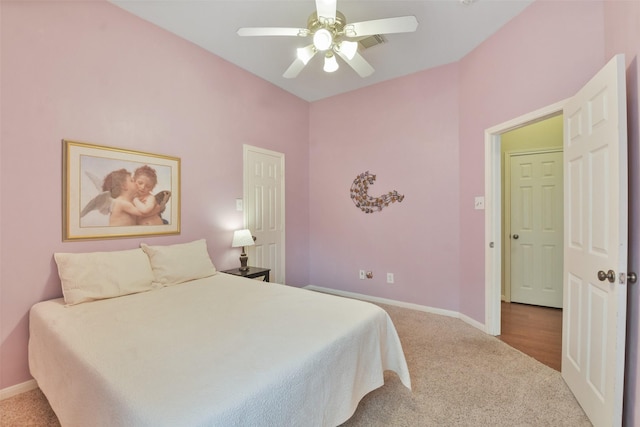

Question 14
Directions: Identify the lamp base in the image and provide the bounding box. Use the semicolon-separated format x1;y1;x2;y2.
239;252;249;271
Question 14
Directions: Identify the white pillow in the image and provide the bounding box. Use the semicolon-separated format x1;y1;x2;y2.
54;248;154;306
140;239;217;287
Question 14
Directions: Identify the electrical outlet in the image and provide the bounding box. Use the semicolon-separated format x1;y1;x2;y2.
387;273;394;284
359;270;365;280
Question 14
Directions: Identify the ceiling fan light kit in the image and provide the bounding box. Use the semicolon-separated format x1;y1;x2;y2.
313;28;333;51
323;52;339;73
237;0;418;79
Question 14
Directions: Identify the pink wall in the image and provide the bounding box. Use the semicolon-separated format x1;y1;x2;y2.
308;64;460;310
0;1;310;389
604;1;640;424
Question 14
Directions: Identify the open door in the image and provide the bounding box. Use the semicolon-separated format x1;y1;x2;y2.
562;54;628;427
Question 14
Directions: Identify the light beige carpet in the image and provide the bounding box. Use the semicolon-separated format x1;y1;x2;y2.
0;303;591;426
340;303;590;426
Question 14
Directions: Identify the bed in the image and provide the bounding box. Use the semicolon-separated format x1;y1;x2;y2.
29;240;411;426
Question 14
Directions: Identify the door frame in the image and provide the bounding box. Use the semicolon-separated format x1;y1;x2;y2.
503;147;563;304
484;99;568;336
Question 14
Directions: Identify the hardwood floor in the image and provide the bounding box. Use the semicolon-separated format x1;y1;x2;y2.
498;301;562;371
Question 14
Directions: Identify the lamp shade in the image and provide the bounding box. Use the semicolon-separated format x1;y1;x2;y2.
323;53;339;73
232;229;255;248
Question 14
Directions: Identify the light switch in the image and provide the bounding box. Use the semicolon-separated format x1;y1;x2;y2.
236;199;243;211
474;196;485;210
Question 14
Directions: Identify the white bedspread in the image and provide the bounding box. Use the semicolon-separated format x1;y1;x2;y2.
29;274;411;427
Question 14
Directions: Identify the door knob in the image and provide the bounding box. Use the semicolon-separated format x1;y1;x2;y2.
628;272;637;284
513;234;519;239
597;270;616;283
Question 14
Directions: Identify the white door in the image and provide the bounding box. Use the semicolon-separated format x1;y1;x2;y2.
510;150;563;308
243;145;286;284
562;54;628;427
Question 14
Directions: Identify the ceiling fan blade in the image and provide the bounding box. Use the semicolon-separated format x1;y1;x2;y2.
296;44;317;65
237;27;309;37
315;0;337;23
336;50;374;78
284;44;316;78
283;57;309;79
344;16;418;37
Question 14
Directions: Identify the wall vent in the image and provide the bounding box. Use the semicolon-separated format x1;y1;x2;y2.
358;34;387;50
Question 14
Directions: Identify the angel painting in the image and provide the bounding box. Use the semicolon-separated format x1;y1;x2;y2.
80;159;172;227
63;140;180;241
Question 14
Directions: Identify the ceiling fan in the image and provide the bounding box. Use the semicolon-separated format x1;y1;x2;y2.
237;0;418;79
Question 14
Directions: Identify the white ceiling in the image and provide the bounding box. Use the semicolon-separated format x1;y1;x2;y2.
109;0;534;102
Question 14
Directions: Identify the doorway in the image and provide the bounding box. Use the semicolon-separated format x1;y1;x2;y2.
502;117;564;308
498;116;564;370
483;99;567;336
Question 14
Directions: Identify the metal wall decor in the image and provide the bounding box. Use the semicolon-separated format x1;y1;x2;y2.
350;171;405;213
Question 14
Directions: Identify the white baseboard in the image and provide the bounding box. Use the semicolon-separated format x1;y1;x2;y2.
305;285;487;333
0;379;37;401
459;312;487;333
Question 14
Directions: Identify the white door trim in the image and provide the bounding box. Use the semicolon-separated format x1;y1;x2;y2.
484;99;568;335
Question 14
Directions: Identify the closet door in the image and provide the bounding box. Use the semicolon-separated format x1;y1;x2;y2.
243;145;285;284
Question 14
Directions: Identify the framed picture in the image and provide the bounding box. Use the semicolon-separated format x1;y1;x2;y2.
63;140;180;241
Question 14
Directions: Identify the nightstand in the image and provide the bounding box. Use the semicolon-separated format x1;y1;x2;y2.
221;266;270;282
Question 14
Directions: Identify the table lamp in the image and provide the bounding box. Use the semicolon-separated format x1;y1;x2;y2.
232;229;255;271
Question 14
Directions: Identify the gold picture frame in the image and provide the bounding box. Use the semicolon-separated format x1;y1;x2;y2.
63;140;180;241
